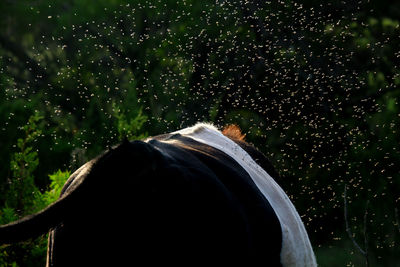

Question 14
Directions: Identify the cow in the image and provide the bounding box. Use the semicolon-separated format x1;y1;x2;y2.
0;123;317;266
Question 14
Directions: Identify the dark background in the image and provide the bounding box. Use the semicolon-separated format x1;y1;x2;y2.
0;0;399;266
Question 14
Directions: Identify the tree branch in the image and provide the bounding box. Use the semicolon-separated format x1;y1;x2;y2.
395;207;400;234
343;184;369;267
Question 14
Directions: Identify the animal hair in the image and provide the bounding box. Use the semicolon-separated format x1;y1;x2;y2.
222;124;246;141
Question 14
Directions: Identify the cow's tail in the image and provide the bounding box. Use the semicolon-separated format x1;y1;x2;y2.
0;151;103;245
0;155;103;244
0;160;95;244
0;200;64;244
0;157;99;244
0;139;155;245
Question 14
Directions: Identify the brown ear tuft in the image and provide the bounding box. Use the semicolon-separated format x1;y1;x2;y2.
222;124;246;141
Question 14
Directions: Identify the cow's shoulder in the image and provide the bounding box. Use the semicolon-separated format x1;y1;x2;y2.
146;130;283;266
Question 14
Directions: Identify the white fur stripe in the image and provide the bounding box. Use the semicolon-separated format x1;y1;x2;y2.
170;123;317;267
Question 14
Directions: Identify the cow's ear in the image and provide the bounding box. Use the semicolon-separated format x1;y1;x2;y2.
222;124;246;141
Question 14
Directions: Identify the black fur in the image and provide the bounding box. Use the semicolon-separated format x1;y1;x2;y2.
1;134;283;266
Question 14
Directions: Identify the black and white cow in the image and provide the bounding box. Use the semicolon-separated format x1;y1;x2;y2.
0;123;316;266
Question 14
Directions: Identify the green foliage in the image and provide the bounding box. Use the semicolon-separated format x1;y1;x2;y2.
0;101;148;265
0;169;70;267
33;170;71;212
43;170;71;204
0;112;47;267
0;250;18;267
112;102;148;140
5;111;43;213
0;207;18;225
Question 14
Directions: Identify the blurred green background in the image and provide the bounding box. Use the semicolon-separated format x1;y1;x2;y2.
0;0;399;266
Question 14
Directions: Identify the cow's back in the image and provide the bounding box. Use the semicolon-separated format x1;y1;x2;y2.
46;138;282;266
